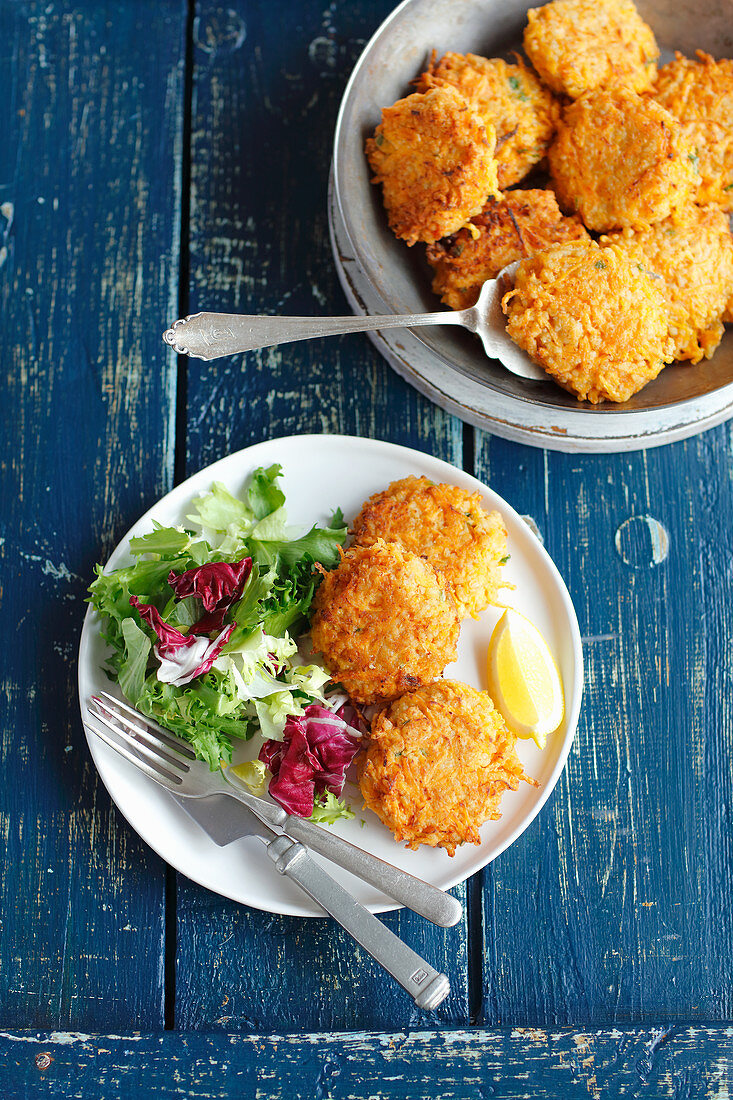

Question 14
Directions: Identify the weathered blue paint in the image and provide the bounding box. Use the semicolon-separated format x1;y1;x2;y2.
1;1027;732;1099
1;0;732;1091
478;438;733;1025
175;0;467;1032
0;0;186;1028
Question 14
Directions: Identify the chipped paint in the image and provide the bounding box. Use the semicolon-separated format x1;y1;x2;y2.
615;515;670;568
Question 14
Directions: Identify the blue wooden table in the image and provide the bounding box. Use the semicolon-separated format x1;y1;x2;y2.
2;1;732;1096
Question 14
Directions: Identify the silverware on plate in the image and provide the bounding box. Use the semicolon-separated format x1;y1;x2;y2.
87;691;460;927
85;692;457;1011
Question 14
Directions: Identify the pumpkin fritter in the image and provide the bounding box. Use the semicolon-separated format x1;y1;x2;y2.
365;85;499;246
602;205;733;364
426;190;589;311
523;0;658;99
310;540;459;706
416;52;559;189
502;239;673;403
652;51;733;212
548;87;699;231
351;476;507;619
359;680;534;855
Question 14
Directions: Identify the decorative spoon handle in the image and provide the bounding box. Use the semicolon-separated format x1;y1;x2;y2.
163;308;465;361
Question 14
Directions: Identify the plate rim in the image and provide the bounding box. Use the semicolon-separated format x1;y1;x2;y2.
78;433;584;917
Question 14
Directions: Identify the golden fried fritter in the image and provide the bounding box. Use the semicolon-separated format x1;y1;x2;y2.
365;85;499;246
310;540;459;706
502;239;673;403
416;52;559;189
523;0;658;99
351;476;507;619
359;680;534;855
548;87;699;231
602;204;733;364
653;51;733;212
426;190;589;310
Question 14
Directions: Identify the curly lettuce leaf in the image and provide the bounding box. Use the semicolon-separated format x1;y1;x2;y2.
88;464;347;771
310;792;356;826
246;463;285;520
129;524;192;558
187;482;255;534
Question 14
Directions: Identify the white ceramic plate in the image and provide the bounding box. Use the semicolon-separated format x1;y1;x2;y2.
78;434;583;917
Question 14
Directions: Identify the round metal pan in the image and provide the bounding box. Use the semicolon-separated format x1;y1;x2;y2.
330;0;733;452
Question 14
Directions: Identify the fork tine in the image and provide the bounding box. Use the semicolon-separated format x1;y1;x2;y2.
92;695;193;771
86;711;184;790
88;699;188;779
97;690;196;759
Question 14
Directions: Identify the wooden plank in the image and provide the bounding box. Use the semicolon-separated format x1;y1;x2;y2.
1;1026;732;1098
0;0;186;1028
474;432;733;1024
183;0;460;462
176;0;469;1030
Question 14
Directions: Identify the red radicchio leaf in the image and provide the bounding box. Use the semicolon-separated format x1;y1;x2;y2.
130;595;196;651
335;701;370;737
266;729;320;818
129;595;234;687
258;704;361;817
167;558;252;633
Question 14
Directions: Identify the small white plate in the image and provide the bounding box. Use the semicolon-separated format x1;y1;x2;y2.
78;434;583;917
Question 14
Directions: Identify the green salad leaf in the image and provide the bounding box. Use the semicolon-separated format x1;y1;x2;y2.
310;791;356;826
88;465;349;789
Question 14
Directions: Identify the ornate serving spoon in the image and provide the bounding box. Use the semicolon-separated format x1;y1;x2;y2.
163;261;546;382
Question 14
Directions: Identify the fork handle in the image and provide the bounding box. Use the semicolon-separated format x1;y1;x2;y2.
278;811;462;928
266;834;450;1012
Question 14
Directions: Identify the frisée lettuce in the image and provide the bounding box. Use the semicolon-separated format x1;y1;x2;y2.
88;465;350;795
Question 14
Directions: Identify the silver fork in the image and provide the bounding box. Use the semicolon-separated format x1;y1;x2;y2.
87;692;460;927
85;693;455;1011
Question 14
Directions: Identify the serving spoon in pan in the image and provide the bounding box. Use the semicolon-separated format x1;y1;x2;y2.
163;261;547;382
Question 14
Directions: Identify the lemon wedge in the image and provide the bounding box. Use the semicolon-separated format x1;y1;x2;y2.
487;608;564;748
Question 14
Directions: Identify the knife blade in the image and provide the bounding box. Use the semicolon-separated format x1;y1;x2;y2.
218;771;463;928
170;788;462;928
171;791;276;846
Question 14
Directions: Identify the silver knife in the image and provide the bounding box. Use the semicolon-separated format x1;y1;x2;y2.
171;793;451;1012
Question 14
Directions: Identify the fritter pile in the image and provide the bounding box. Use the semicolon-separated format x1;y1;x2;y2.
366;0;733;402
426;190;588;310
417;53;559;189
602;205;733;364
548;87;698;232
310;478;532;855
502;239;672;402
310;539;459;706
359;681;534;855
523;0;658;99
653;52;733;211
351;475;508;618
365;85;499;246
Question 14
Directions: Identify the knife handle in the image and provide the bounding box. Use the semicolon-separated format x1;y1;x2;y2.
281;812;462;928
265;834;450;1012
